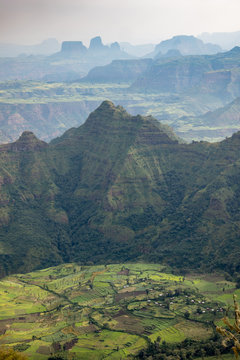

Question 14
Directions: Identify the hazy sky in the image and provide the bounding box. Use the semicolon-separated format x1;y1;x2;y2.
1;0;240;45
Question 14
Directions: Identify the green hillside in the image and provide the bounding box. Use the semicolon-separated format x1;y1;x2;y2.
0;262;236;359
0;101;240;277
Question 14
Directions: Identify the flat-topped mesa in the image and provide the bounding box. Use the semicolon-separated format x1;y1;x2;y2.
54;37;130;61
61;41;87;54
10;131;47;152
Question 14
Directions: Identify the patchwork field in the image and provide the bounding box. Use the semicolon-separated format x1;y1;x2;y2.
0;263;237;359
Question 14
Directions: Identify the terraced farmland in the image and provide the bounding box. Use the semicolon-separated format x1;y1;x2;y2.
0;263;237;359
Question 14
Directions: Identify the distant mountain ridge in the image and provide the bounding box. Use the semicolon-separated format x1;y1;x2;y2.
0;38;60;57
0;36;133;81
146;35;222;58
52;36;131;61
1;47;240;145
0;35;227;83
132;46;240;100
0;101;240;277
81;58;153;83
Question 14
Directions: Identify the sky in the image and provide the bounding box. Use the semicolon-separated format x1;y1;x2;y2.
1;0;240;46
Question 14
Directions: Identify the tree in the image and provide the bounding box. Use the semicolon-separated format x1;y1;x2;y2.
236;277;240;289
200;348;206;360
184;311;190;319
0;346;28;359
216;295;240;358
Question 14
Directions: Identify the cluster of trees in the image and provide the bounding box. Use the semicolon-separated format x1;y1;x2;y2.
136;334;232;360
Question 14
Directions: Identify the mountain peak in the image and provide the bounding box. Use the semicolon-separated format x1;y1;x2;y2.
11;131;47;151
56;101;179;148
89;36;104;50
83;100;128;129
229;46;240;54
98;100;117;110
2;101;240;278
19;130;38;139
154;34;221;56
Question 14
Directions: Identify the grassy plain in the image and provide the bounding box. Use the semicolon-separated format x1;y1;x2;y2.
0;263;237;359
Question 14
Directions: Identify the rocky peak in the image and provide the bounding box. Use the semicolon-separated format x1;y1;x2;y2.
81;101;179;145
89;36;104;50
84;101;123;126
10;131;48;152
97;100;116;111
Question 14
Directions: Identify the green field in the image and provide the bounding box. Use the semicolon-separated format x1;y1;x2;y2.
0;263;237;359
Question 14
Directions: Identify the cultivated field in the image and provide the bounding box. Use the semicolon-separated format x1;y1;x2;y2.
0;263;237;359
